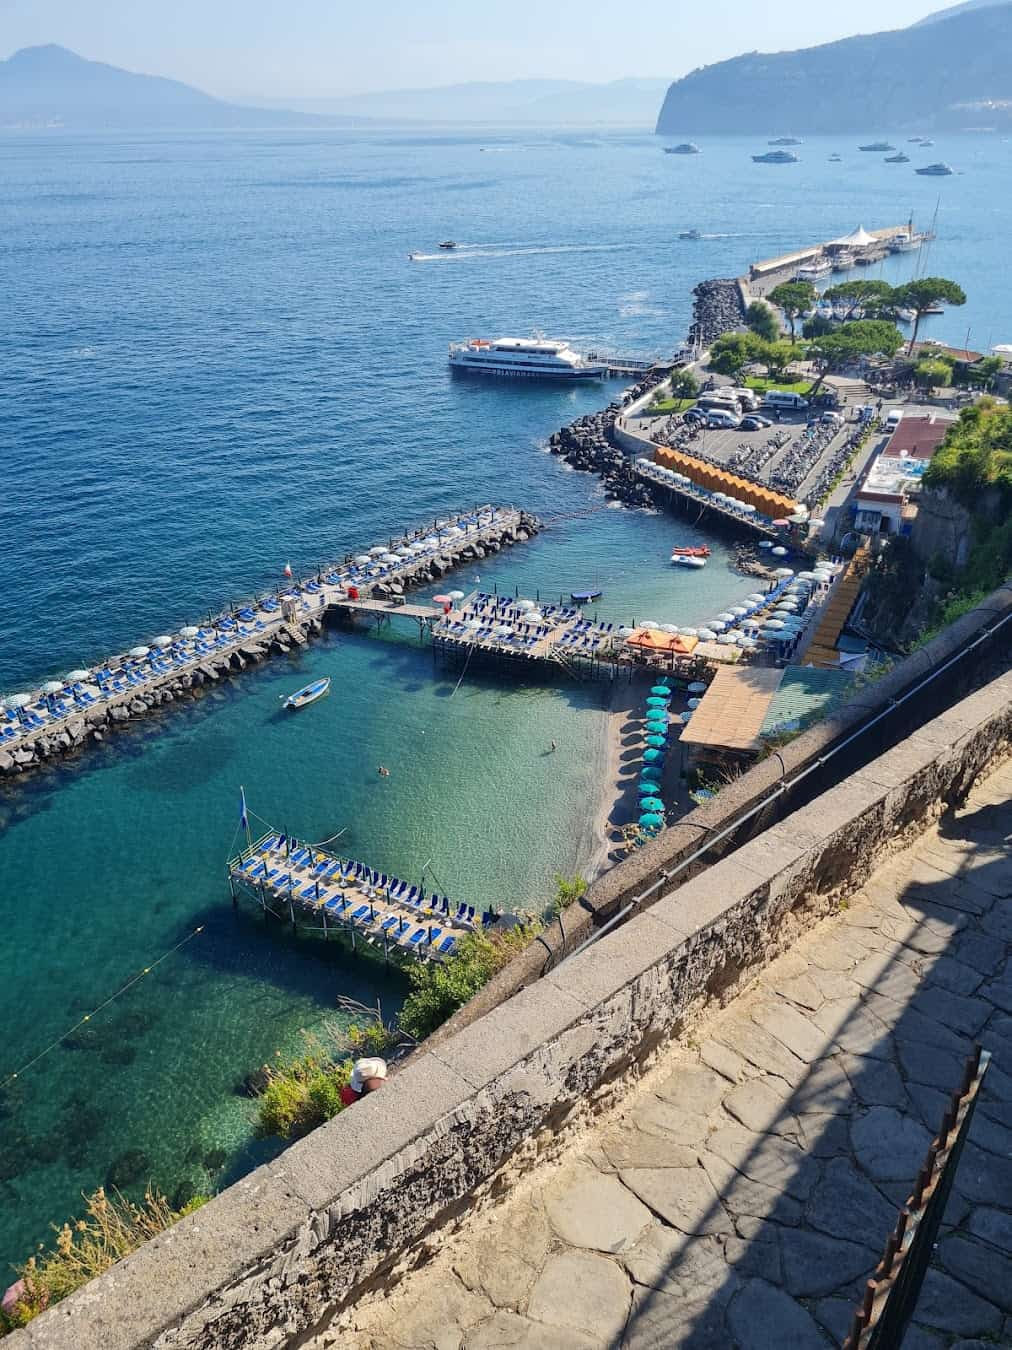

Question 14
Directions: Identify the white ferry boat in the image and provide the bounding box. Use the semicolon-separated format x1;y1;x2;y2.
448;337;607;380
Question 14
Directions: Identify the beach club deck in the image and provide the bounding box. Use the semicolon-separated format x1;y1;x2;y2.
1;506;527;757
227;832;488;962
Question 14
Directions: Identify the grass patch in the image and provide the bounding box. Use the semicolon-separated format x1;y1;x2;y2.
0;1187;209;1334
647;396;695;414
743;377;814;396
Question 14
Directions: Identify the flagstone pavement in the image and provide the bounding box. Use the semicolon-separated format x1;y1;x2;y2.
333;758;1012;1350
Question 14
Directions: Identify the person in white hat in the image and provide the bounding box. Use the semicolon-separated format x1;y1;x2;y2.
340;1057;388;1107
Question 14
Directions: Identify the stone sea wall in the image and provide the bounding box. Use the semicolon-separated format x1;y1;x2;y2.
545;369;669;507
16;668;1012;1350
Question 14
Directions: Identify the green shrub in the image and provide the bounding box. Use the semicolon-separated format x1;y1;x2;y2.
551;874;587;916
0;1187;210;1334
398;924;542;1041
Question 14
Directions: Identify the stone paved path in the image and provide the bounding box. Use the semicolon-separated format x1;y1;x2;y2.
338;760;1012;1350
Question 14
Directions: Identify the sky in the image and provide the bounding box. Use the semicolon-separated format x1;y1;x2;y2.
0;0;950;96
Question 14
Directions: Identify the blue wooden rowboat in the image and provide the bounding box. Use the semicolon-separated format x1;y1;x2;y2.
282;677;331;710
571;589;603;603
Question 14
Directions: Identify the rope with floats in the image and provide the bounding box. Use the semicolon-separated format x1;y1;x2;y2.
1;925;206;1090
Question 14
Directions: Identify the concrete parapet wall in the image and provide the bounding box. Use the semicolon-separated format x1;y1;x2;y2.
17;666;1012;1350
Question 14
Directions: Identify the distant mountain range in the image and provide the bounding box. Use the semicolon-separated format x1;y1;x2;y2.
247;78;671;126
914;0;1009;23
0;47;669;130
0;45;358;129
656;3;1012;134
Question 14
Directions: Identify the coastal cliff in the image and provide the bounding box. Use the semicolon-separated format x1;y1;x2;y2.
656;4;1012;134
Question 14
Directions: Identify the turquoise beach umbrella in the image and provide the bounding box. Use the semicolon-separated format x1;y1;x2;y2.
649;685;672;697
640;796;664;812
643;747;665;763
645;721;668;735
646;735;668;748
640;765;662;781
645;697;667;709
639;813;663;829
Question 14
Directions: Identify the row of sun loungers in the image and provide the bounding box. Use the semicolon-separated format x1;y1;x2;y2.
235;837;485;958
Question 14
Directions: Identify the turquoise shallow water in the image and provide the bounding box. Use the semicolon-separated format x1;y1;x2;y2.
1;127;1009;1265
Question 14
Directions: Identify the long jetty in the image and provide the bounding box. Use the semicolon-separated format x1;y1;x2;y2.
0;505;538;781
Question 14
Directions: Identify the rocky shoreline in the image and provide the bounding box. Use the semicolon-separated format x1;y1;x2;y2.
687;277;746;348
546;369;670;508
0;514;540;784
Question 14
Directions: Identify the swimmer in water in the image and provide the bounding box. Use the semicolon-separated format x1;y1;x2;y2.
378;765;390;777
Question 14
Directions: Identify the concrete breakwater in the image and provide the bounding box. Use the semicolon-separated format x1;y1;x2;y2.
0;507;538;784
546;368;670;506
688;276;747;347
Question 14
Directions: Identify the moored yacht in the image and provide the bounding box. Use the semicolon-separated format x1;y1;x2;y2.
752;149;799;163
448;336;607;380
916;162;953;176
796;258;833;282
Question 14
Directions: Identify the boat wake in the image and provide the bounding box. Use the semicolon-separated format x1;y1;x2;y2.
408;243;630;262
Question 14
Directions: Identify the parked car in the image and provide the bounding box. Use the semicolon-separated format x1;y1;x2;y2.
682;408;707;424
820;411;844;425
740;414;772;430
706;409;742;429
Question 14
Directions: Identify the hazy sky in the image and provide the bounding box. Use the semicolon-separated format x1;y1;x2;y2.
1;0;946;96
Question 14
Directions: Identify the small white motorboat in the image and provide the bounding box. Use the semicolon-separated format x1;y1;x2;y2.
282;677;331;710
673;554;707;568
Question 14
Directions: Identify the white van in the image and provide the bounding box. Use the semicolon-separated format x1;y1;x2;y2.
728;387;761;411
761;391;810;411
884;409;903;430
706;409;742;429
697;393;742;413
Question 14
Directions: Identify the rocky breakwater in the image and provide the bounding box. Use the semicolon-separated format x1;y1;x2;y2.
0;620;325;782
546;371;669;507
367;514;540;600
688;277;746;348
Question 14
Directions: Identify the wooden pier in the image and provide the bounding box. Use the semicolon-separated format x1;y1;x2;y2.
228;831;487;962
634;457;786;540
2;506;533;761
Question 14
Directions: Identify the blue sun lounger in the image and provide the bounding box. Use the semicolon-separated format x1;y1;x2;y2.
350;905;370;922
406;928;426;947
438;935;457;955
380;916;400;933
289;848;310;866
325;896;348;913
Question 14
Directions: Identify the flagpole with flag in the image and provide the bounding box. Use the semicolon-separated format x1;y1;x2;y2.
240;785;253;856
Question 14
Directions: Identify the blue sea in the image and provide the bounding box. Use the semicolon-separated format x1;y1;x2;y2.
1;126;1008;1267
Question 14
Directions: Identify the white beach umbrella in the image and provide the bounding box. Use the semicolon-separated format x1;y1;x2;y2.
774;568;795;578
697;628;717;641
717;633;737;645
516;599;535;611
152;635;173;647
758;540;774;550
730;606;748;618
65;669;90;682
716;612;736;623
396;547;413;558
639;619;660;630
678;627;698;637
708;620;727;633
353;554;372;566
43;680;65;694
465;618;481;630
448;590;465;601
659;624;679;635
687;681;706;693
740;503;757;514
746;593;766;604
129;646;150;658
618;626;635;638
369;546;388;556
763;619;785;630
5;693;32;709
771;546;788;558
180;626;199;638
